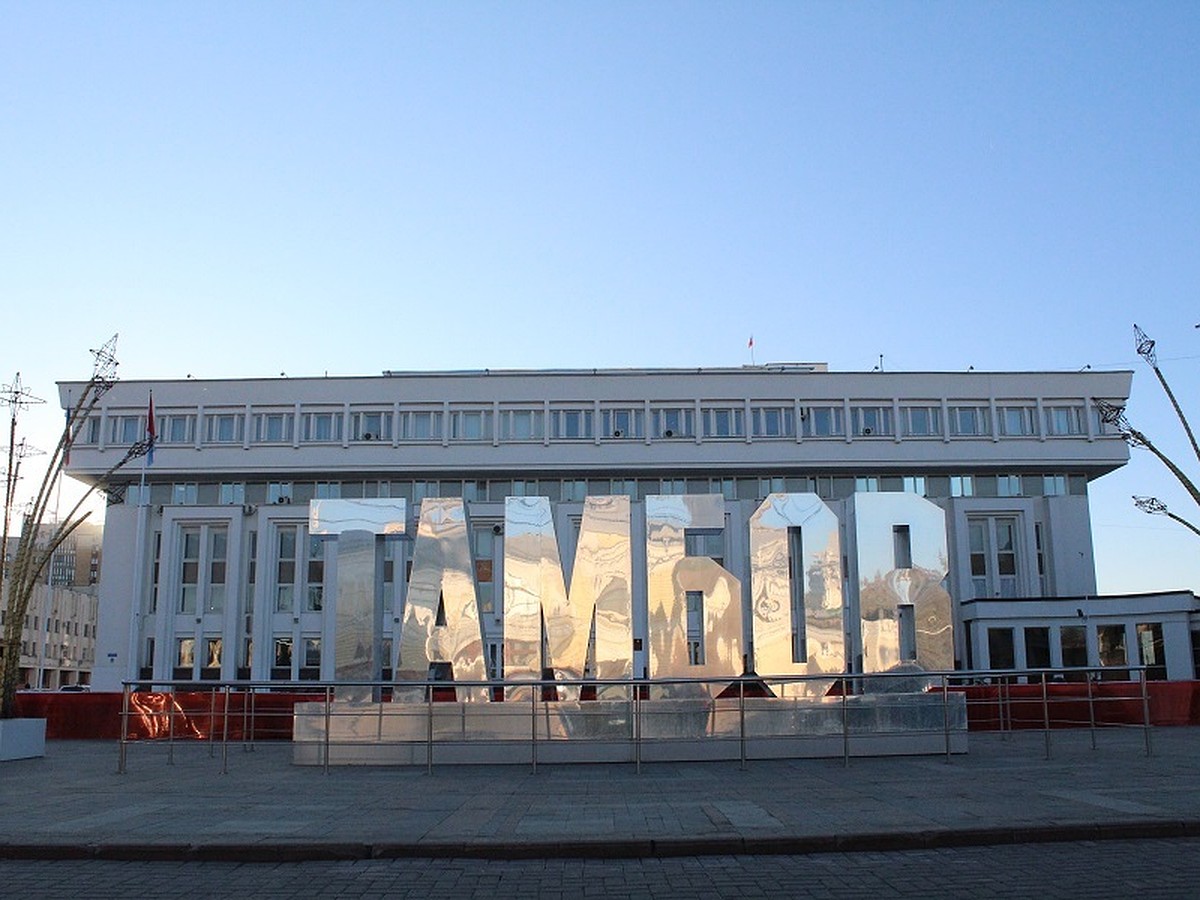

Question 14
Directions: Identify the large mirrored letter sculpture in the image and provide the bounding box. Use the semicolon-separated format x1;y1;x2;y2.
396;498;488;702
748;493;845;698
645;495;743;698
309;499;408;702
853;493;953;674
503;496;633;700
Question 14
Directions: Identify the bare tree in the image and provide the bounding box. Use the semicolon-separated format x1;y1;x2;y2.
1094;324;1200;539
1;336;151;719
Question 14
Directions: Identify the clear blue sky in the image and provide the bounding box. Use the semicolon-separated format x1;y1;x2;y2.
1;2;1197;594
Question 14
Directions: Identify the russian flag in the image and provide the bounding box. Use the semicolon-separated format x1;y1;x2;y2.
146;392;156;465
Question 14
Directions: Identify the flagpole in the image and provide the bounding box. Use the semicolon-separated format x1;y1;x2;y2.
748;336;756;366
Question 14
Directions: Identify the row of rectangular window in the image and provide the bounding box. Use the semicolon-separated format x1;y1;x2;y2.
130;472;1086;512
89;402;1100;448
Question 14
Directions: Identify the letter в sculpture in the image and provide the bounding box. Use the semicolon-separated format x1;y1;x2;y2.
503;496;633;700
853;492;954;673
309;498;408;702
645;495;743;698
396;498;488;702
748;493;845;698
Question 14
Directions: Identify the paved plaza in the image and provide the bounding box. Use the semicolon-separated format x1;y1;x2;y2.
1;727;1199;896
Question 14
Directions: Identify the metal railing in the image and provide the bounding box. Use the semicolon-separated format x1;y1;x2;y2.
117;666;1155;775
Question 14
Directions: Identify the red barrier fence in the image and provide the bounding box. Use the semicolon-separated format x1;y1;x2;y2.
15;681;1200;741
15;690;321;740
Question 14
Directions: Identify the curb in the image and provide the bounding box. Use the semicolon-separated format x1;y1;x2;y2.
3;820;1200;862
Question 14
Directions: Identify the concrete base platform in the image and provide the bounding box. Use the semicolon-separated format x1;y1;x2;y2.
292;693;967;765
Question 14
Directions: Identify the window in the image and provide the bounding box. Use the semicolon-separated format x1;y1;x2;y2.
157;414;195;444
451;409;493;441
306;536;324;612
561;479;587;502
1137;623;1167;680
660;478;686;495
987;628;1016;669
204;637;222;670
855;477;879;492
1034;522;1048;594
601;408;644;439
753;477;783;499
1097;624;1128;680
802;406;844;437
177;637;195;669
710;477;736;500
472;525;495;613
949;406;990;436
950;475;974;497
686;591;704;665
179;528;200;614
400;409;443;441
1045;405;1085;436
903;476;926;495
268;482;293;504
302;412;342;442
301;637;321;678
412;480;439;502
851;405;893;437
652;407;694;439
893;525;912;568
253;412;293;443
350;410;392;442
902;406;941;437
997;475;1021;497
206;528;227;613
1061;625;1088;673
171;483;198;505
272;637;292;679
245;530;257;616
969;517;1020;598
83;417;101;444
614;480;643;501
550;408;593;440
109;415;143;444
1024;627;1051;669
276;526;297;612
150;531;161;613
751;406;795;438
685;530;724;566
510;479;538;497
498;409;543;441
313;482;341;500
205;413;244;443
1043;474;1067;497
702;407;744;438
219;482;245;505
998;406;1037;437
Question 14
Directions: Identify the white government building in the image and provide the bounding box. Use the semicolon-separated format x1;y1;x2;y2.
58;364;1199;694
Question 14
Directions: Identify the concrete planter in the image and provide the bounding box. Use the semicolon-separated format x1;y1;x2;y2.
0;718;47;761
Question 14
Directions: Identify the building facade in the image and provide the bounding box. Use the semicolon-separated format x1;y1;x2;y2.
2;523;102;689
58;364;1195;693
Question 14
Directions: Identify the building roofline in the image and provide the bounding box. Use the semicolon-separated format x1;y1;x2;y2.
58;365;1136;388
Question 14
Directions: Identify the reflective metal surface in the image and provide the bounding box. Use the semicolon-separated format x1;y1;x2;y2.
853;493;953;674
309;498;408;536
503;496;633;700
645;495;742;697
308;499;408;703
748;493;845;698
333;529;377;702
396;498;488;701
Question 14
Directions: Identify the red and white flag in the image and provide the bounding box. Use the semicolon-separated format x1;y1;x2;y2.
146;393;156;465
